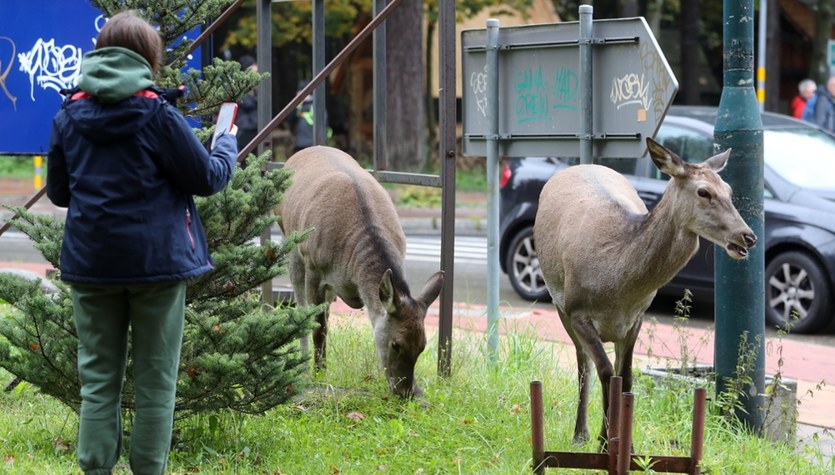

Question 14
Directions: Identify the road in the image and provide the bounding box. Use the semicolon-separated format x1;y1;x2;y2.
2;228;833;345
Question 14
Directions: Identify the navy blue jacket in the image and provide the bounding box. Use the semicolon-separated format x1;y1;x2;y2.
47;89;237;284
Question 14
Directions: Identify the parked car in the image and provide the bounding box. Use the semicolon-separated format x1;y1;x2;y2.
499;105;835;334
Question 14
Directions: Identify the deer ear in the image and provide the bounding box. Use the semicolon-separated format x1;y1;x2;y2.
647;137;687;178
417;271;444;314
379;268;398;315
703;148;731;173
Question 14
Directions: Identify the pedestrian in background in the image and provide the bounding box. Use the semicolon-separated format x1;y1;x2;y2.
288;80;315;154
811;76;835;133
791;78;816;119
46;10;237;475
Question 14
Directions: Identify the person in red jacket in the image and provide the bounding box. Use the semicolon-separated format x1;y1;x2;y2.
791;78;817;119
46;10;237;475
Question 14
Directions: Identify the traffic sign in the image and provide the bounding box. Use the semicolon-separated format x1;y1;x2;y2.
461;17;678;158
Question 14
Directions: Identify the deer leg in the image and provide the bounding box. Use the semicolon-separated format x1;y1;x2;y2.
573;346;593;444
615;320;642;395
611;320;643;452
288;254;311;357
303;271;329;371
570;317;614;449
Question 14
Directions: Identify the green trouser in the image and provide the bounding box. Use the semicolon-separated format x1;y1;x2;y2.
72;281;187;475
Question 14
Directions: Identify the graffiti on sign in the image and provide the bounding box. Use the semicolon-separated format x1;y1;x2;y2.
470;65;488;118
514;66;549;124
610;72;650;111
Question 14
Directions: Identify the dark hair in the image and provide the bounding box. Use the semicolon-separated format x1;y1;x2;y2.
96;10;163;72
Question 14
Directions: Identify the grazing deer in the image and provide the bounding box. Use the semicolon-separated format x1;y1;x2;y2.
278;146;444;398
533;137;756;446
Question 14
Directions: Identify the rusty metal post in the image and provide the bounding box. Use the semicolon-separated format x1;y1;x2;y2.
617;393;634;475
608;376;623;472
690;388;707;475
530;381;545;475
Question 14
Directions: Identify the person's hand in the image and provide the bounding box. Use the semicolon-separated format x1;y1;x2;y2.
229;124;238;136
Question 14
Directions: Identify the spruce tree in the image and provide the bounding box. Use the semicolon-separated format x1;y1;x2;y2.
0;0;319;418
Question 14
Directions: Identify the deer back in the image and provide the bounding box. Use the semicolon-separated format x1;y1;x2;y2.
279;146;443;397
280;146;410;306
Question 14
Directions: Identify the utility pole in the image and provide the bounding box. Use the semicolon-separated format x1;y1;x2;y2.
715;0;765;434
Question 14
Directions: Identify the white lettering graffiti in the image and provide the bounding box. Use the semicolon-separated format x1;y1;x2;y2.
17;38;82;100
1;36;17;110
470;66;488;117
610;72;651;111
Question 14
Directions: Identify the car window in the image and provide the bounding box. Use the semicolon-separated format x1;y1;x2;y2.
765;128;835;192
596;156;638;175
653;124;715;180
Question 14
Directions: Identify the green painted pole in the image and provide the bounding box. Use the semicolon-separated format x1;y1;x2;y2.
715;0;765;434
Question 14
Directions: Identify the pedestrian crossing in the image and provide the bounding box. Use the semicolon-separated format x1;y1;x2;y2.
405;235;488;265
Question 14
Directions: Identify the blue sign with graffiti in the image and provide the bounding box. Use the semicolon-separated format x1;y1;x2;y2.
0;1;201;154
0;1;104;154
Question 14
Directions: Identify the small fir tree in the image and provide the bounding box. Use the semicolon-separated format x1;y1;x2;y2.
0;0;319;418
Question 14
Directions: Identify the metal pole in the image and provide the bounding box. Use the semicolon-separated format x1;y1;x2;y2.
312;0;326;145
715;0;765;434
373;0;388;170
756;0;767;111
485;18;500;362
257;0;273;305
437;0;457;377
530;381;545;475
579;4;593;164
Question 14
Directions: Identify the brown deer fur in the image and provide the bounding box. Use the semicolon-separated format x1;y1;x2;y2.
278;146;443;397
534;138;756;446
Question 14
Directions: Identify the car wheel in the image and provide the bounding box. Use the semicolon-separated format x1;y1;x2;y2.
505;226;550;302
764;251;833;333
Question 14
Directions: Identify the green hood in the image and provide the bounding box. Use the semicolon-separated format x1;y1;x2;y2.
77;46;154;103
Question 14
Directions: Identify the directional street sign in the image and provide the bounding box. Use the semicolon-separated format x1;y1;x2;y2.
461;18;678;158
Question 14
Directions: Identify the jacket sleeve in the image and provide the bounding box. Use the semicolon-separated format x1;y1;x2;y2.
154;103;238;196
46;116;70;207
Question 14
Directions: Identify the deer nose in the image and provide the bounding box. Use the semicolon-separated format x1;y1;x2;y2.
743;232;757;248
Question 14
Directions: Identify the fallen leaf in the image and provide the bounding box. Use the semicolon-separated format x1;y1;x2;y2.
4;454;13;466
511;404;521;414
346;411;365;422
53;438;69;452
329;466;341;474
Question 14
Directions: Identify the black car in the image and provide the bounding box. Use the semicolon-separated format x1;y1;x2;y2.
499;105;835;334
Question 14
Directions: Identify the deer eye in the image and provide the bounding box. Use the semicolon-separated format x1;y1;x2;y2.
391;341;401;353
697;188;712;199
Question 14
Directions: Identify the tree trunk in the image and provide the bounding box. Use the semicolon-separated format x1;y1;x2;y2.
386;0;426;171
764;0;781;112
810;0;835;84
680;0;700;104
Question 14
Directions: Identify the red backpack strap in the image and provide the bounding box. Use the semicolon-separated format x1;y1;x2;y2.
70;91;92;100
134;89;159;99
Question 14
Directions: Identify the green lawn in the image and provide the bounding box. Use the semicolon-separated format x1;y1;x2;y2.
0;313;832;474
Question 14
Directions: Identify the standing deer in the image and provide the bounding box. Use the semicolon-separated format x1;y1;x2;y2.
278;146;444;398
533;137;756;446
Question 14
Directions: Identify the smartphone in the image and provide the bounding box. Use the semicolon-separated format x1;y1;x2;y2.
210;102;239;149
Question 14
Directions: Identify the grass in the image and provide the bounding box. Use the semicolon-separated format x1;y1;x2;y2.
1;313;833;474
0;155;40;178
